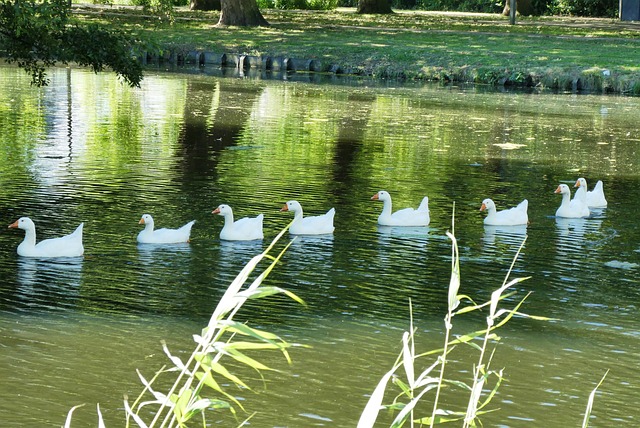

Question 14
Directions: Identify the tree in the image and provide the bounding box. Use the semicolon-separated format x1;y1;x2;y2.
356;0;393;14
218;0;269;26
0;0;144;87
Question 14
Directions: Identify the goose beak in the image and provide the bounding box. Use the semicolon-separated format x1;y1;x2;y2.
480;203;486;211
212;208;221;215
371;193;379;201
574;180;581;188
138;218;145;225
554;186;562;194
8;220;18;229
280;204;289;212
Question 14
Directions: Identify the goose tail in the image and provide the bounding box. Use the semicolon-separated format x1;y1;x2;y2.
418;196;429;212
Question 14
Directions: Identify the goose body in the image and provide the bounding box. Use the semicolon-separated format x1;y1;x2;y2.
137;214;195;244
212;204;264;241
371;190;430;227
575;178;607;208
8;217;84;258
280;200;335;235
480;199;528;226
555;184;590;218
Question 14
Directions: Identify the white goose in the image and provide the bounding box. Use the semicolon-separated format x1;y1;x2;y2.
137;214;195;244
575;177;607;208
371;190;430;226
555;184;590;218
8;217;84;258
280;200;335;235
480;198;528;226
212;204;264;241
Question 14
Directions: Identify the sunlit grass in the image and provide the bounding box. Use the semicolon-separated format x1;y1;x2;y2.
69;4;640;92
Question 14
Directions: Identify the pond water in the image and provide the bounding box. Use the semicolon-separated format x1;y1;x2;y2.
0;64;639;427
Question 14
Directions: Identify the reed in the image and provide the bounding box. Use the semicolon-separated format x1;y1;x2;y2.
358;207;557;427
65;224;305;427
582;370;609;428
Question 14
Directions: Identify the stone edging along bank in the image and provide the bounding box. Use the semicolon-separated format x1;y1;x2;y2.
143;50;350;75
143;48;640;95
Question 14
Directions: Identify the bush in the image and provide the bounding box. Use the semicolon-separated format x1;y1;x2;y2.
259;0;338;9
547;0;617;17
337;0;616;16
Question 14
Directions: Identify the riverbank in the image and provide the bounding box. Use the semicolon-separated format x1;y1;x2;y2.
74;5;640;94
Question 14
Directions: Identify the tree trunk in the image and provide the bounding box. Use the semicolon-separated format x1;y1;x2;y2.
218;0;269;26
356;0;393;14
190;0;220;11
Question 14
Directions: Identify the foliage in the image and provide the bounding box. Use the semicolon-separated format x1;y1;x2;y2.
130;0;177;20
547;0;617;17
0;0;144;87
336;0;615;16
64;226;305;427
258;0;338;10
413;0;503;13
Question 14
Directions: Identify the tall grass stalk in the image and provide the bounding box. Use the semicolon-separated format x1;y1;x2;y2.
136;225;303;427
429;205;461;428
358;211;553;427
582;370;609;428
65;224;305;427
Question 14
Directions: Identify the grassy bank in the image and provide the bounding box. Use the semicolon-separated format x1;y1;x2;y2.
74;5;640;93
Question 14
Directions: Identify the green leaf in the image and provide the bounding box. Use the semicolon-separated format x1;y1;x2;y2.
357;362;403;428
224;341;291;351
236;286;306;306
184;398;232;420
218;320;282;342
223;347;273;371
194;369;245;411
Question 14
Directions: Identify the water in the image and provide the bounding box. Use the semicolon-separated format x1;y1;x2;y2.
1;64;639;427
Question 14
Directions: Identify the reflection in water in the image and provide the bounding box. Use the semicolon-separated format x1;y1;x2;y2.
217;239;265;271
375;226;431;267
17;257;83;286
376;225;431;240
555;217;603;256
287;234;334;256
137;242;192;256
136;242;192;272
282;236;335;280
15;257;83;308
482;224;527;248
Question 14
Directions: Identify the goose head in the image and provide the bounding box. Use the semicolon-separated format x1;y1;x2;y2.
212;204;232;216
575;177;587;189
8;217;35;231
139;214;154;226
480;199;495;212
555;184;571;195
371;190;391;202
281;200;302;213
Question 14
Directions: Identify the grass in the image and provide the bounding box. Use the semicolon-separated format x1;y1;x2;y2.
69;4;640;93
